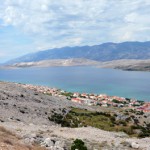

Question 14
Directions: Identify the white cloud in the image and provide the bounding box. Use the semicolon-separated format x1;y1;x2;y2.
0;0;150;61
0;52;5;57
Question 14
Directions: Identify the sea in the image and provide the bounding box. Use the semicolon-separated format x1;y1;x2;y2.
0;66;150;101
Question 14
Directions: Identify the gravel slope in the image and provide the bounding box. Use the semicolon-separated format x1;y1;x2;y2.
0;81;89;124
0;81;150;150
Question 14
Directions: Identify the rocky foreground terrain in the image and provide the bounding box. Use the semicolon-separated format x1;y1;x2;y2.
0;81;150;150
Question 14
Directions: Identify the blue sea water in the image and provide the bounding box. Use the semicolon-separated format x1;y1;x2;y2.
0;66;150;101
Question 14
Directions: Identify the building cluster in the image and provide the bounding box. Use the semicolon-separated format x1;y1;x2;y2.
137;103;150;112
18;83;149;111
71;93;144;108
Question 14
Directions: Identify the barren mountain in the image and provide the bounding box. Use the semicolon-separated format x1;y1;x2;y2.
5;41;150;64
99;59;150;71
3;58;150;72
6;58;100;68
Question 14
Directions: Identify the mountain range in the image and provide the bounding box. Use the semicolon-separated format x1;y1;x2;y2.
6;41;150;64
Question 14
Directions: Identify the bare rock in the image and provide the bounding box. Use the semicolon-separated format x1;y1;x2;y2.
55;140;65;148
48;146;64;150
131;142;139;149
43;138;54;147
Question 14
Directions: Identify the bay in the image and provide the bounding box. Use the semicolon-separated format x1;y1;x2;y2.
0;66;150;101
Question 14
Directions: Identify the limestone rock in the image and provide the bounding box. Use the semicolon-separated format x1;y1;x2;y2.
48;146;64;150
131;142;139;149
55;140;65;148
43;138;54;147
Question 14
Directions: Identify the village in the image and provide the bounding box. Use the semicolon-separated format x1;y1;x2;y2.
18;83;150;112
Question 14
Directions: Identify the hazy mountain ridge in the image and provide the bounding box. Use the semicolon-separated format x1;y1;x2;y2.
6;41;150;64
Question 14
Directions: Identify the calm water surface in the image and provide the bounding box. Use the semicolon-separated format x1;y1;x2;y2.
0;66;150;101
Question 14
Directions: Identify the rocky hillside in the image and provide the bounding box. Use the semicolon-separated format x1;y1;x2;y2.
0;82;88;124
99;59;150;71
5;58;100;68
6;41;150;64
3;58;150;72
0;81;150;150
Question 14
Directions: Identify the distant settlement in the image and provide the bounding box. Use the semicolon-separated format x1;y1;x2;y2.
18;83;150;112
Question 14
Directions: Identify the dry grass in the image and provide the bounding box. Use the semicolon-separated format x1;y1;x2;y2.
0;126;46;150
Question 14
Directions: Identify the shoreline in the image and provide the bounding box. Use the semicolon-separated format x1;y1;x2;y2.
0;79;149;101
5;81;149;112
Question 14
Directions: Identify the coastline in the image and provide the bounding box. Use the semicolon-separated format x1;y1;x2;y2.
1;81;149;112
0;66;150;101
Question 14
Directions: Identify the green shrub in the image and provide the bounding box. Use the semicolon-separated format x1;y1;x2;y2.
71;139;87;150
48;108;150;138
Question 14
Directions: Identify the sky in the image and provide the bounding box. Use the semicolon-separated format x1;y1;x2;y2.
0;0;150;62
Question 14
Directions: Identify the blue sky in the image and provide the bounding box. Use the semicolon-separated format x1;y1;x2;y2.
0;0;150;62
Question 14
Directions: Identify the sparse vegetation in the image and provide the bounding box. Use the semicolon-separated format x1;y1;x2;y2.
112;99;122;103
49;108;142;137
0;126;46;150
48;107;150;138
61;92;73;97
